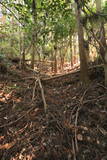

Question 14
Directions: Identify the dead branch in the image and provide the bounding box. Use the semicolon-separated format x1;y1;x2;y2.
38;77;47;113
74;107;80;153
23;66;48;113
97;83;107;90
0;107;35;128
72;138;76;160
32;79;38;101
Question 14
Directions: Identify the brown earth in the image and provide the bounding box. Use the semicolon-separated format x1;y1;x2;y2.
0;65;107;160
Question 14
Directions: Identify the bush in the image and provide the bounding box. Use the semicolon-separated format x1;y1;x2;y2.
0;42;18;57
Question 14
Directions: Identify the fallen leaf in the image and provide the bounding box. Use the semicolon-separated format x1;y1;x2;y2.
0;136;4;141
0;141;16;150
77;134;83;141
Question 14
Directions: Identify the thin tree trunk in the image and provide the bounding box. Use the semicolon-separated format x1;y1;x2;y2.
69;34;73;67
75;3;89;85
96;0;107;85
100;23;107;85
73;34;77;66
54;46;57;73
22;34;26;69
19;26;22;69
51;51;54;72
31;0;37;69
22;50;25;68
60;56;64;72
31;41;35;69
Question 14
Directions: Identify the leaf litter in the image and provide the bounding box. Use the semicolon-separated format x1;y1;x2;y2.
0;65;107;160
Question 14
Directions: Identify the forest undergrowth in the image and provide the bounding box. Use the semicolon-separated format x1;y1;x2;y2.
0;63;107;160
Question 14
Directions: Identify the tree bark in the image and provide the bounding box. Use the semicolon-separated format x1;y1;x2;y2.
100;23;107;86
75;3;89;85
69;33;73;67
31;0;37;69
73;34;76;66
31;40;35;69
54;46;57;73
96;0;107;85
84;40;89;64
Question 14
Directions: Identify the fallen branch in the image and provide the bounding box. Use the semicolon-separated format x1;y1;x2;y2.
72;138;76;160
23;66;48;113
38;77;47;113
32;79;38;101
0;107;35;128
74;107;80;153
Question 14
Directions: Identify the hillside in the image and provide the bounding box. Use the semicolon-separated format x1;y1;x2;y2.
0;64;107;160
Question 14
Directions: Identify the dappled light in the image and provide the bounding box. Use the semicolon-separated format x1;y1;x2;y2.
0;0;107;160
0;64;107;160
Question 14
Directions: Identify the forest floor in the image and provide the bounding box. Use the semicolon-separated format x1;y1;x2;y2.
0;62;107;160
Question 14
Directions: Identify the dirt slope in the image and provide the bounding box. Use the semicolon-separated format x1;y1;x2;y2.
0;66;107;160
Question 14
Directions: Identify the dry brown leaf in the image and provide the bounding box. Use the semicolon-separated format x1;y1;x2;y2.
0;141;16;150
0;136;4;141
77;134;83;141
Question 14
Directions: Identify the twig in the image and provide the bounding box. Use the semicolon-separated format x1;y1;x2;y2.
98;127;107;136
74;107;80;153
32;79;38;101
83;95;105;104
0;107;35;128
72;138;76;160
97;83;107;90
38;77;47;113
80;83;93;105
24;66;48;113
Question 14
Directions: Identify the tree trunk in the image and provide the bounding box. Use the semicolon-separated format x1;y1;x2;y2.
31;0;37;69
84;40;89;64
100;23;107;86
69;34;73;67
96;0;107;85
60;55;64;72
75;3;89;85
54;46;57;73
73;34;77;66
21;34;26;69
22;50;25;68
51;51;54;72
31;41;35;69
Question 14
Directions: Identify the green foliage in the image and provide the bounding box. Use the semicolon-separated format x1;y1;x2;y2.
0;42;18;56
0;0;76;60
102;0;107;20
